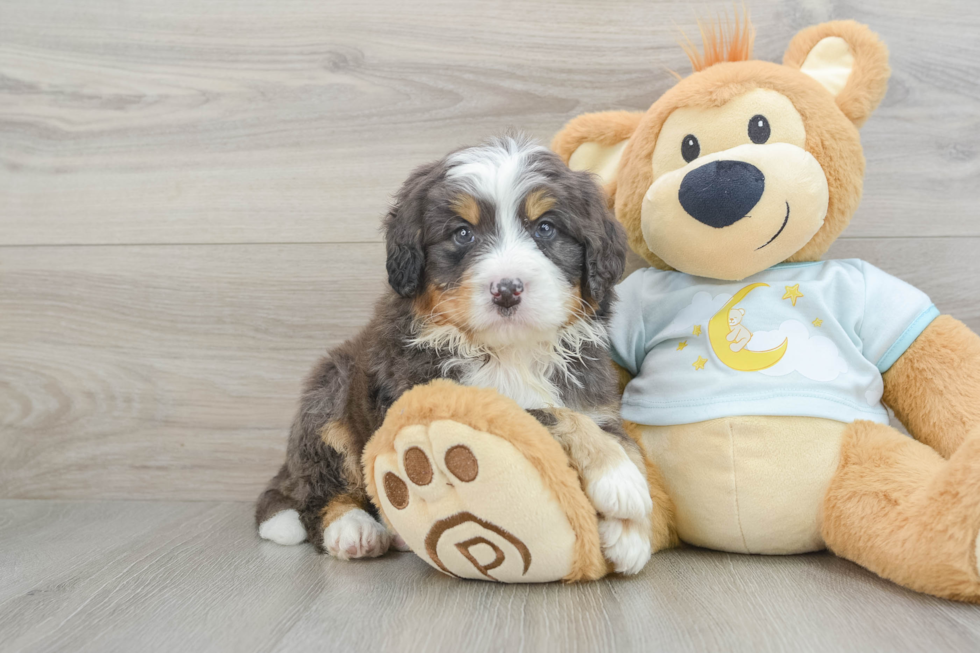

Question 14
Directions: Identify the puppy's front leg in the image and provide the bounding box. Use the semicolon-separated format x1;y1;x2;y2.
529;408;653;574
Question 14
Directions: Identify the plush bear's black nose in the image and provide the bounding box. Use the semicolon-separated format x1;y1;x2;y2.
678;160;765;229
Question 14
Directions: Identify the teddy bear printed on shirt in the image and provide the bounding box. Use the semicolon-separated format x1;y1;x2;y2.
726;308;752;352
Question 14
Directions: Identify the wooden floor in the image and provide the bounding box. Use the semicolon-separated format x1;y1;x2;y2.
2;499;980;653
2;0;980;650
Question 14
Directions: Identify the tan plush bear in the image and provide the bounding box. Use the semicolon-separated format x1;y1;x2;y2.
550;17;980;601
365;18;980;601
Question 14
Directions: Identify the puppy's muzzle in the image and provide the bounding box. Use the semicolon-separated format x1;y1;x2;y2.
490;278;523;310
679;160;765;228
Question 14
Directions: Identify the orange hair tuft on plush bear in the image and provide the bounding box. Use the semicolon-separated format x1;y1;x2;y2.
680;9;756;73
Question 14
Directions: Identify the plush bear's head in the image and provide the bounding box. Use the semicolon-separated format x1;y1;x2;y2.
553;19;890;281
728;307;745;327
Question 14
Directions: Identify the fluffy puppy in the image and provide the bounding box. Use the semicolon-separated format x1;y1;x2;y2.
256;136;654;574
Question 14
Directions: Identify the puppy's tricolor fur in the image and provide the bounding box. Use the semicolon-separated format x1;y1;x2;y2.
256;136;653;572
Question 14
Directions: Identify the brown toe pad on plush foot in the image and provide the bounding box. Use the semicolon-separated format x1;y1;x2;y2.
363;380;606;583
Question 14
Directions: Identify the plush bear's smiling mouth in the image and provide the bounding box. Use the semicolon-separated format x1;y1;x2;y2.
756;202;791;250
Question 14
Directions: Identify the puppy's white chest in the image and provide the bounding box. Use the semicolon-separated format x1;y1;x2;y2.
456;349;563;410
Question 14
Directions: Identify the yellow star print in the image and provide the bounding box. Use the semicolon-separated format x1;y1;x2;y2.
783;284;804;306
677;341;688;350
692;325;702;336
812;318;823;327
692;356;707;370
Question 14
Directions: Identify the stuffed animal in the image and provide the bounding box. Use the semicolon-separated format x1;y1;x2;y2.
365;18;980;601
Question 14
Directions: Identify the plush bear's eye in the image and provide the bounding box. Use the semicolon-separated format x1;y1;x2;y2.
748;115;771;144
681;134;700;162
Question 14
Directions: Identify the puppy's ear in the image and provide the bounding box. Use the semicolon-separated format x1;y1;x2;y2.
577;173;628;306
384;161;441;298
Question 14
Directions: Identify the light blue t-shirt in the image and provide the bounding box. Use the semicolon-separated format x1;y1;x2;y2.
610;260;939;426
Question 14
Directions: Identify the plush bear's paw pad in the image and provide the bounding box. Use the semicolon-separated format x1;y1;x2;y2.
258;509;307;546
587;461;653;520
598;517;652;575
323;509;391;560
373;420;582;582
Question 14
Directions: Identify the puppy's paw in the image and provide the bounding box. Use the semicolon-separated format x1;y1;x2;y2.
323;509;391;560
598;517;652;575
586;461;653;520
258;509;307;546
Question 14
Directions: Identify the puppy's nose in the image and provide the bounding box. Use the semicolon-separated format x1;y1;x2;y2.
679;160;765;228
490;278;523;309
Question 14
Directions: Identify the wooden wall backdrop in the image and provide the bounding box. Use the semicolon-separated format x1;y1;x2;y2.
2;0;979;501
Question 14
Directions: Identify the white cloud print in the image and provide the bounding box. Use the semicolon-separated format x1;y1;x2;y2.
664;291;730;333
749;320;848;382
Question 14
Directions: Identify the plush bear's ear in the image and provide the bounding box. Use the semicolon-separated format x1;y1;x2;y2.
783;20;890;128
551;111;645;202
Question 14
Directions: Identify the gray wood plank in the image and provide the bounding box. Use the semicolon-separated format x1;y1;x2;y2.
0;243;386;501
3;237;978;501
1;0;978;245
1;500;979;653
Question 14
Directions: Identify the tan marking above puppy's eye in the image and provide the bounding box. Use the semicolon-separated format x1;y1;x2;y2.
524;189;556;221
451;194;480;225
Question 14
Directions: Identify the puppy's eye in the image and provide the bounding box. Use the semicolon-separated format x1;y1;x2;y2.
452;226;475;246
748;115;770;144
681;134;700;162
533;220;556;240
452;226;476;246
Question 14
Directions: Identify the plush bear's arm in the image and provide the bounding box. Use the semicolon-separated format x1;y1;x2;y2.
882;315;980;457
613;361;633;395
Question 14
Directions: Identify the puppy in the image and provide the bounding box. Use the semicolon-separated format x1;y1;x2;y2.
255;136;654;574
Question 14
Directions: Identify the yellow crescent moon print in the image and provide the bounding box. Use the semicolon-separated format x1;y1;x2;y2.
708;283;788;372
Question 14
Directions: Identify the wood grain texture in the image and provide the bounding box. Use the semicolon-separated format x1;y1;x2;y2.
1;0;978;245
0;243;387;500
1;500;979;653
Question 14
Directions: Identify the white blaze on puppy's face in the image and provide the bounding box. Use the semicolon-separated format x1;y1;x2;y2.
446;139;575;348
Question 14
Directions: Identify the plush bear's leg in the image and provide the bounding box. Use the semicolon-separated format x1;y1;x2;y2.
883;315;980;458
363;380;608;583
823;420;980;602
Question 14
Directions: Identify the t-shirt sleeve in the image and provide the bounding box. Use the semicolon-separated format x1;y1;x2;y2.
608;271;649;376
858;261;940;373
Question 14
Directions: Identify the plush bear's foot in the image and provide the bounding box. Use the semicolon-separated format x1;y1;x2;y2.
824;421;980;602
975;531;980;579
391;533;412;552
323;509;392;560
364;381;608;583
